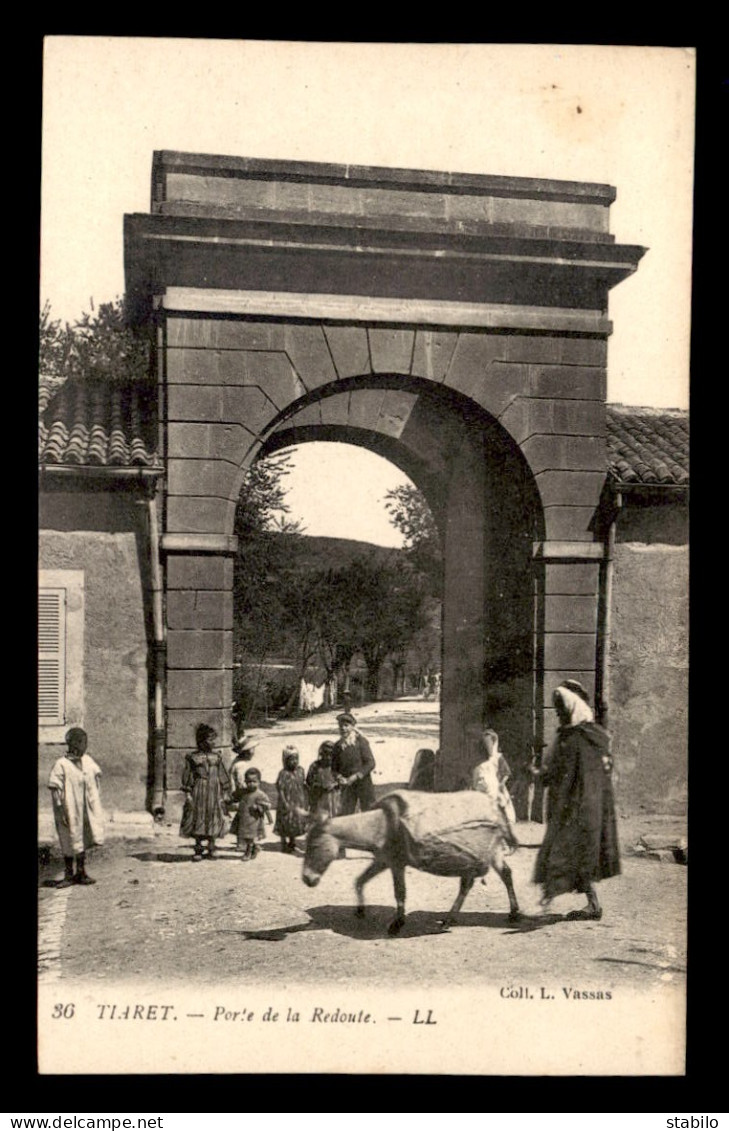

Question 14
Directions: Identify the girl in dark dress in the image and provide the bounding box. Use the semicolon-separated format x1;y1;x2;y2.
274;745;309;853
179;724;231;861
534;681;620;920
306;742;341;818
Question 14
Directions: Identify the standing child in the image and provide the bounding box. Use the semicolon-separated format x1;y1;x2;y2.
180;724;231;861
306;742;341;818
472;728;518;848
229;735;260;851
235;768;272;860
229;736;260;800
48;728;105;887
274;745;309;853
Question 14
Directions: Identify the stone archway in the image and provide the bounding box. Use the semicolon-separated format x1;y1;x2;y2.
125;151;645;801
258;377;543;797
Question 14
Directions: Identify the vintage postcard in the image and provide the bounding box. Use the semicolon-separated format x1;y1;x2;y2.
38;39;692;1075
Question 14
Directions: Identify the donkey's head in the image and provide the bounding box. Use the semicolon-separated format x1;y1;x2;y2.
302;811;340;887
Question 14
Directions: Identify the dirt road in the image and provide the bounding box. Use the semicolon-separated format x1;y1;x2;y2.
39;699;686;993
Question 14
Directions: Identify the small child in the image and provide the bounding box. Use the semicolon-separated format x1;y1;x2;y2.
274;745;309;853
48;727;105;887
472;728;518;849
306;742;341;818
229;735;260;800
180;724;231;861
235;768;272;860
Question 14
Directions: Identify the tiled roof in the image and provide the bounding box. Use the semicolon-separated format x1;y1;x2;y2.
606;404;689;487
39;374;159;468
39;376;687;488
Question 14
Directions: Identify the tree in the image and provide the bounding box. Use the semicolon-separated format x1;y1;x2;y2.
232;450;307;719
234;451;302;539
40;298;151;384
277;571;328;714
334;555;430;700
384;483;443;594
233;453;302;661
310;567;356;689
39;303;74;380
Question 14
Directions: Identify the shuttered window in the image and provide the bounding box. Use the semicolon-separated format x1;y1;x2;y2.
39;588;66;725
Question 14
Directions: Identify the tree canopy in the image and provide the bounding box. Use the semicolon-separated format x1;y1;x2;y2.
40;298;151;384
384;482;443;594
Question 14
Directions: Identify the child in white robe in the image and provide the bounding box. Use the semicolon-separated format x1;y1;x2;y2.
472;728;518;848
48;728;105;887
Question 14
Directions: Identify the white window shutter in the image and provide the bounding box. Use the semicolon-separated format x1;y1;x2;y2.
39;588;66;725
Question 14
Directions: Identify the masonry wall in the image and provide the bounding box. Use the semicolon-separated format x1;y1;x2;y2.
162;314;610;788
610;500;688;815
39;488;151;812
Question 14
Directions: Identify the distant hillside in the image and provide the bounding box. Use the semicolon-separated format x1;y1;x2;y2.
284;533;407;572
234;532;439;678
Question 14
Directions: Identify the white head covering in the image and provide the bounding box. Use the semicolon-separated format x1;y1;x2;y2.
554;684;594;726
541;683;594;773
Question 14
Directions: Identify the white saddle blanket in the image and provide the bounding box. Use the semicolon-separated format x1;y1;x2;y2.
377;790;509;877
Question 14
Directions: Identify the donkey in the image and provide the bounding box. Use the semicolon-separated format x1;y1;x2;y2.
302;790;521;936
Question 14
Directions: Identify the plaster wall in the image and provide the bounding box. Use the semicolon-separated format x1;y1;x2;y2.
38;489;151;812
610;504;688;814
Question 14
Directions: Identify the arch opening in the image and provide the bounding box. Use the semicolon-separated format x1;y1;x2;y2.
232;442;442;774
229;379;545;802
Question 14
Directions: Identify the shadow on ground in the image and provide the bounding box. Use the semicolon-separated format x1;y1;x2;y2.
215;904;560;942
131;851;202;864
595;955;686;974
130;843;304;864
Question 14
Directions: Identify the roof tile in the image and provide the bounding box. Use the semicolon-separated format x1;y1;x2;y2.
39;374;159;469
606;404;688;486
40;376;687;488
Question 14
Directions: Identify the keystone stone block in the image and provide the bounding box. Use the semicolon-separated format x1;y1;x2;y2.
348;388;387;431
323;325;371;379
368;328;415;374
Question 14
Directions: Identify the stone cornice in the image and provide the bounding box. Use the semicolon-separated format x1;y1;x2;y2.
152;150;618;206
126;212;644;323
160;286;612;335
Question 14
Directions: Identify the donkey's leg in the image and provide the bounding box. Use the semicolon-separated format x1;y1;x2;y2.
438;875;475;930
494;858;521;922
354;858;389;918
387;864;407;936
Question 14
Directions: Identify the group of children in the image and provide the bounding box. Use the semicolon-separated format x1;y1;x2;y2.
178;725;343;862
46;720;518;885
180;721;519;862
